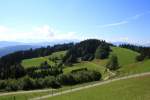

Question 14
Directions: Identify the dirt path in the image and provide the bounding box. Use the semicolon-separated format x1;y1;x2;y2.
30;72;150;100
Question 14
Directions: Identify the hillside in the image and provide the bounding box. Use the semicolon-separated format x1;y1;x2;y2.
21;46;142;78
111;47;139;66
63;47;140;78
0;40;150;100
44;75;150;100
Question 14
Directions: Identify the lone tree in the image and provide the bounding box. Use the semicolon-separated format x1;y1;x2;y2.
106;54;119;70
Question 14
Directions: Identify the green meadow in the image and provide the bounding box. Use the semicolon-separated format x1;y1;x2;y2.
43;75;150;100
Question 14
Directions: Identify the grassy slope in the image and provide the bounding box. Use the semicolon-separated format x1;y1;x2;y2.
111;47;139;66
21;51;66;68
44;75;150;100
111;47;150;76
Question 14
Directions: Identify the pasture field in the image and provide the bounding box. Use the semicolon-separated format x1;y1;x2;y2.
43;75;150;100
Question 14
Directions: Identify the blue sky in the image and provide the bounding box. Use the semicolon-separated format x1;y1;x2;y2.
0;0;150;43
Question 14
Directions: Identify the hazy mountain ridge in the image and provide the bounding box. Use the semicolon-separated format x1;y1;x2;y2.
0;45;40;57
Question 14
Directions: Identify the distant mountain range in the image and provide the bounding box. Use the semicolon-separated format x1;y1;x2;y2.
0;45;40;57
0;41;23;48
0;40;78;57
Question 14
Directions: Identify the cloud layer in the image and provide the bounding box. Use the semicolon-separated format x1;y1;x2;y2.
0;25;80;42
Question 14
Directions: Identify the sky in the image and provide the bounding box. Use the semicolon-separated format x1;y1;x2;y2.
0;0;150;43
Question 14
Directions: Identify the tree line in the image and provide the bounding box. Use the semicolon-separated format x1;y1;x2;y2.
0;69;101;91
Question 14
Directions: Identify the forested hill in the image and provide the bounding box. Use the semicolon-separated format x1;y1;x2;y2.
63;39;112;65
0;43;74;79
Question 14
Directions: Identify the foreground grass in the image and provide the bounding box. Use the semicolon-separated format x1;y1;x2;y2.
43;75;150;100
0;90;52;100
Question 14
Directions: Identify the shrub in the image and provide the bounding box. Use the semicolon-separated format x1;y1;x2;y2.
0;80;7;90
81;54;94;61
21;76;36;90
5;80;19;91
57;70;101;85
136;55;145;61
71;68;88;73
106;54;119;70
95;45;110;59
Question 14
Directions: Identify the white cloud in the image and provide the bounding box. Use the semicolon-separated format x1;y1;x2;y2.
98;21;128;28
0;25;81;42
0;26;11;33
98;10;150;28
119;37;129;41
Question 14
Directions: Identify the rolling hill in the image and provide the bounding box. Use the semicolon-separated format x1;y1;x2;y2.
63;47;140;78
1;42;150;100
21;46;143;79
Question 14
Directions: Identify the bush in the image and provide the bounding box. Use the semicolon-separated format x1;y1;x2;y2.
71;68;87;73
106;54;119;70
81;54;94;61
57;70;101;85
0;80;7;90
95;45;110;59
21;76;36;90
5;80;20;91
136;55;145;61
43;76;60;88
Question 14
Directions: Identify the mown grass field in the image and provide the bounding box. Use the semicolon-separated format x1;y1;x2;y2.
21;51;66;68
43;75;150;100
